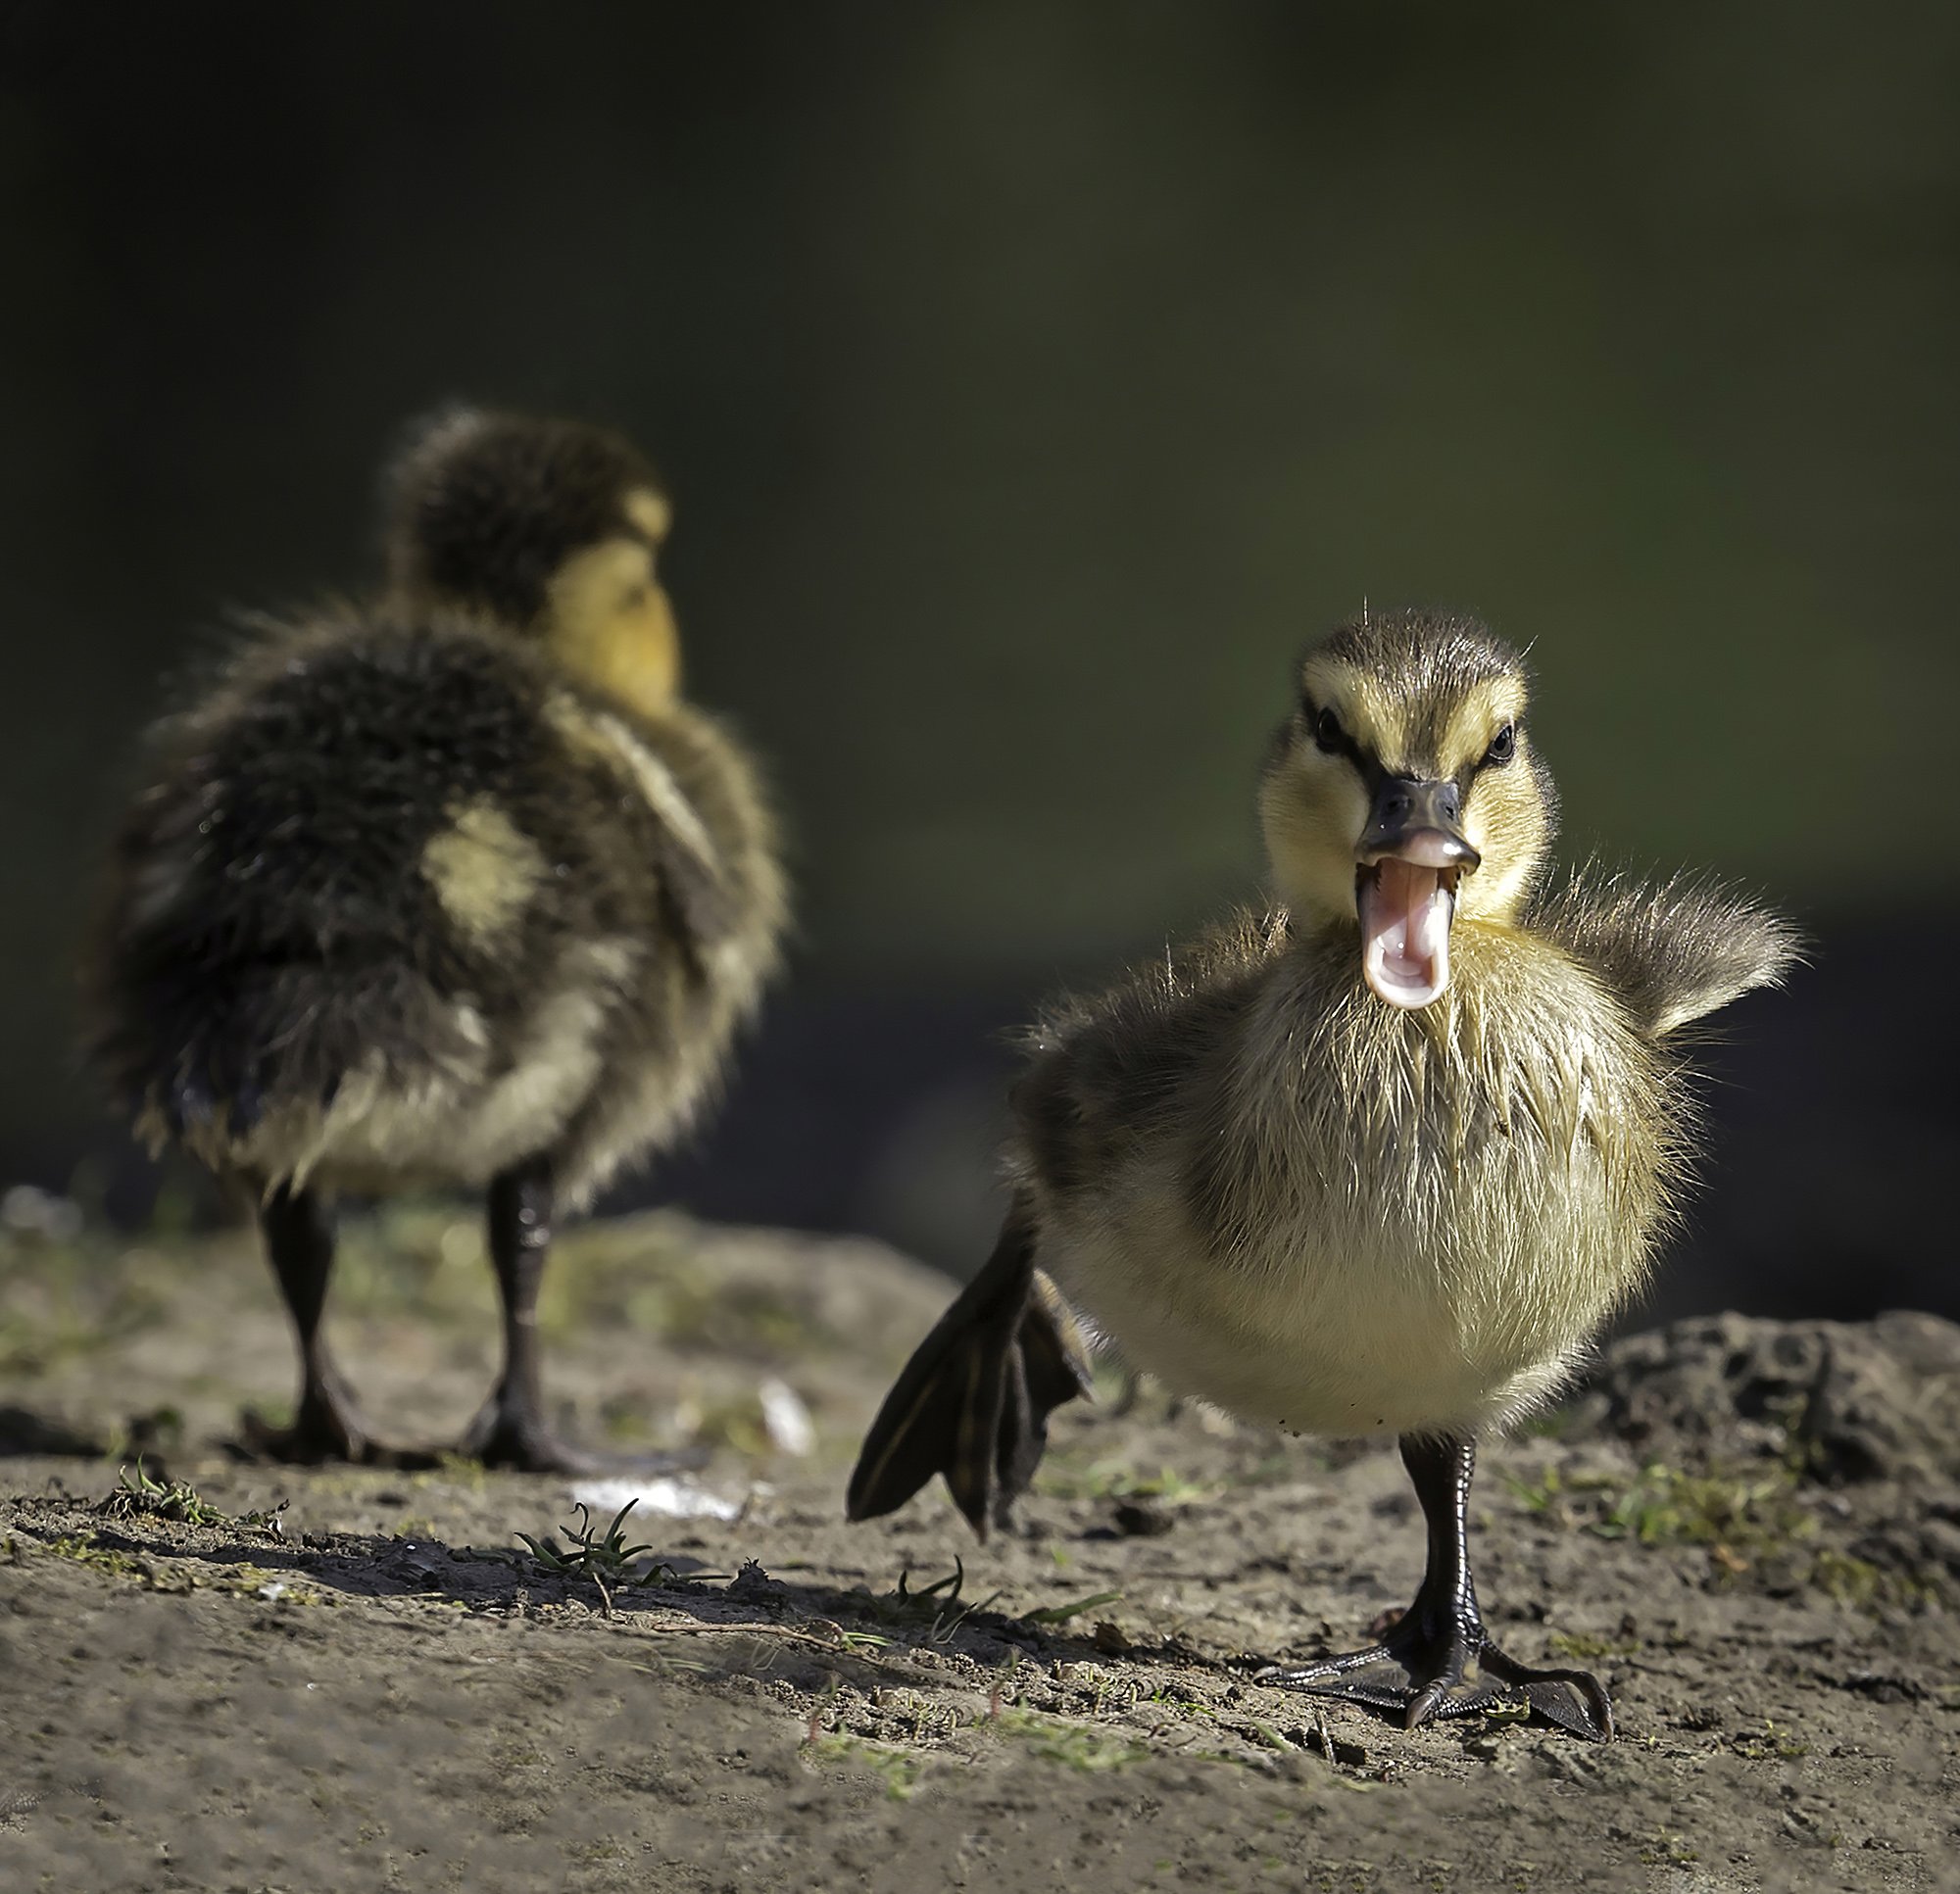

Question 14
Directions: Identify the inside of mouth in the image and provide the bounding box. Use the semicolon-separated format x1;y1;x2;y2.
1357;859;1459;1009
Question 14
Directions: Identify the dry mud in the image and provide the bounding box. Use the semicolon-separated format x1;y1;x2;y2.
2;1209;1957;1892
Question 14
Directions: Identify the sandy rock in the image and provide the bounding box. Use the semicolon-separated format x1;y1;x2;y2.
1569;1309;1960;1483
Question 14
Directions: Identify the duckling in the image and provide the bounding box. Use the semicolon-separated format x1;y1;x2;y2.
848;607;1797;1740
85;409;787;1473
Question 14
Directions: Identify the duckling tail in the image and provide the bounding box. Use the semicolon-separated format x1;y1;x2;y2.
847;1209;1091;1538
102;957;472;1178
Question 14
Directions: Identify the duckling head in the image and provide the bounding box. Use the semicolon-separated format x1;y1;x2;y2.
384;408;682;717
1259;608;1557;1008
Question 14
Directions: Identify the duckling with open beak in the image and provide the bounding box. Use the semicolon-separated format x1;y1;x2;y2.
849;608;1797;1741
1355;775;1479;1009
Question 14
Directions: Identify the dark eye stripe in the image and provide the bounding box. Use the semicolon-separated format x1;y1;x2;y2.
1300;696;1374;776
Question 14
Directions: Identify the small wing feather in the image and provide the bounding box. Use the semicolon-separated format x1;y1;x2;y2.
1533;864;1802;1040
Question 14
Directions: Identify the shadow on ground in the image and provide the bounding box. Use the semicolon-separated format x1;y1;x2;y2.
3;1211;1957;1891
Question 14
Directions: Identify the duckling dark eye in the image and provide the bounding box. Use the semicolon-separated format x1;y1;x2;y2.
1311;705;1344;754
1483;723;1516;767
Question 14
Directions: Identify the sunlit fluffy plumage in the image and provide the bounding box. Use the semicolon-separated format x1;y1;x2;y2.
850;606;1796;1738
88;412;784;1212
83;409;786;1472
1014;608;1796;1437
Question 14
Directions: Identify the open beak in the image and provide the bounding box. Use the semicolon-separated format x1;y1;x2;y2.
1355;778;1480;1009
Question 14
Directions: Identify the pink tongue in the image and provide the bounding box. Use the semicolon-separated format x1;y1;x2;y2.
1359;858;1452;1009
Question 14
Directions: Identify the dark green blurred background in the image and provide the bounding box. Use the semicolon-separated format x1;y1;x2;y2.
2;5;1953;1321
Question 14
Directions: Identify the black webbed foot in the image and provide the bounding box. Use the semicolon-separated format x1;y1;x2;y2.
453;1395;707;1478
1259;1596;1612;1741
1257;1433;1615;1743
238;1361;399;1467
448;1159;710;1479
848;1207;1091;1536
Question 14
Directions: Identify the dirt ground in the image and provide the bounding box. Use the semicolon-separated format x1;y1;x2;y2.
2;1204;1957;1893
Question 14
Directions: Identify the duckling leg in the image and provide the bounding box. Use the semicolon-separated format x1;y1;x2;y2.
1261;1434;1613;1742
456;1157;693;1475
240;1185;382;1464
847;1206;1092;1536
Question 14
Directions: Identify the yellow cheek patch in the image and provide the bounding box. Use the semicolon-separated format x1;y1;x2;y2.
421;799;545;944
1459;754;1549;922
545;538;683;717
1259;753;1370;924
547;538;651;635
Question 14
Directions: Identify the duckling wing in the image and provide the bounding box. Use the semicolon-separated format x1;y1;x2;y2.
1011;907;1289;1190
1530;865;1801;1041
537;692;775;970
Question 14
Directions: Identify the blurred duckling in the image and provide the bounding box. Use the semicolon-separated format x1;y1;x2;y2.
849;607;1797;1740
86;410;787;1473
